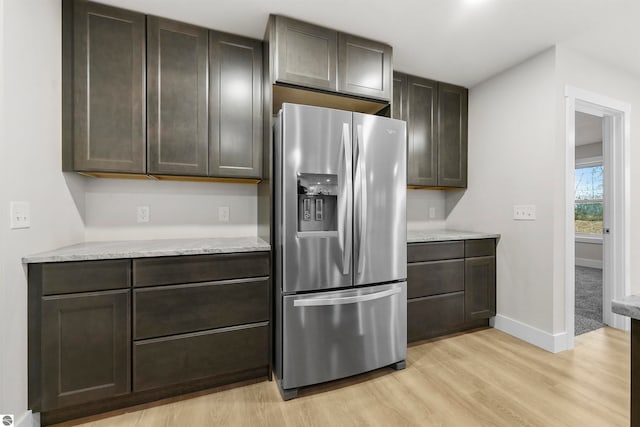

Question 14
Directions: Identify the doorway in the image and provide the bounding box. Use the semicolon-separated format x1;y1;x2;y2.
574;111;604;335
565;86;630;350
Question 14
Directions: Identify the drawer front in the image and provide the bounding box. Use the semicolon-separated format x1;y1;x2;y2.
407;241;464;263
407;259;464;299
133;323;269;391
134;278;269;340
465;239;495;258
407;292;464;343
133;252;269;287
40;260;131;295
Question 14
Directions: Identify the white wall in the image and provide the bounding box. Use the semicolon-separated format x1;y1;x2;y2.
407;189;446;231
556;45;640;294
0;0;85;423
446;48;559;336
84;179;258;241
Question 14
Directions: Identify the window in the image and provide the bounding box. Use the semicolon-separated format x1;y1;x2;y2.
575;162;603;235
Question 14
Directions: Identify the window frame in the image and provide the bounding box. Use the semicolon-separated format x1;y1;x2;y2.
575;155;603;242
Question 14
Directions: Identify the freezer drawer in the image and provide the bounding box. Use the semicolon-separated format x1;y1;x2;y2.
282;282;406;390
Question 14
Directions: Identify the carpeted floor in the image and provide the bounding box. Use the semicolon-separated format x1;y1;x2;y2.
575;266;604;335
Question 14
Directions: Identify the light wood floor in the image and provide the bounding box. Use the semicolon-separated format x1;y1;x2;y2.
55;327;630;427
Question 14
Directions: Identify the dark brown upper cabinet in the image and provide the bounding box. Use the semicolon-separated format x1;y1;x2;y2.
209;32;263;179
69;1;146;173
338;33;392;101
147;17;209;176
269;15;391;103
437;83;468;188
392;72;406;120
394;71;468;188
273;16;337;92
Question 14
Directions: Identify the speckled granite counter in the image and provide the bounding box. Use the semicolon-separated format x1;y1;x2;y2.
407;229;500;243
612;295;640;320
23;237;270;263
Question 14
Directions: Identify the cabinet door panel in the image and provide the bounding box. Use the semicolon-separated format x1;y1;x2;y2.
147;17;208;176
392;72;407;121
338;33;391;101
407;76;438;186
438;83;468;187
274;16;337;91
41;290;130;411
210;32;263;178
465;256;496;320
73;2;145;173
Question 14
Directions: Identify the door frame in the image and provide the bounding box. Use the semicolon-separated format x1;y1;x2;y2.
564;86;631;350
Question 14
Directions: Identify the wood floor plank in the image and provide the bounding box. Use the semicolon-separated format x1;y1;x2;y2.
53;327;630;427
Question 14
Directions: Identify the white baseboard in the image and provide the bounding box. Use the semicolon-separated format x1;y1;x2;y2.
493;314;569;353
15;410;39;427
575;257;603;269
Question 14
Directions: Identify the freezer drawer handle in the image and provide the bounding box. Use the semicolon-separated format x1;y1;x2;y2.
293;287;401;307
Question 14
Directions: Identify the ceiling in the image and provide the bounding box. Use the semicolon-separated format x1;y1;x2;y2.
94;0;640;87
575;112;602;146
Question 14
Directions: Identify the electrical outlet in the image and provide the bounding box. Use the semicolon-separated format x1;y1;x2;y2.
429;207;436;219
137;206;150;223
10;201;30;229
513;205;536;221
219;206;230;222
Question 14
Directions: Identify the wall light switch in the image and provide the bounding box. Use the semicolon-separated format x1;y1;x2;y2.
513;205;536;221
10;201;31;229
429;207;436;219
219;206;230;222
137;206;150;223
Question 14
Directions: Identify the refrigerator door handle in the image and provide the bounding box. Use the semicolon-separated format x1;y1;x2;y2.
293;287;401;307
356;124;367;274
339;122;352;275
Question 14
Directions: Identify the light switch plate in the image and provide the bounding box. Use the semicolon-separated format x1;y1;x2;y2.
10;201;31;229
513;205;536;221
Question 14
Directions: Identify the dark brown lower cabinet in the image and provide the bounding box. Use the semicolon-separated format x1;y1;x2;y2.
407;239;497;343
465;256;496;320
41;290;131;411
28;251;271;425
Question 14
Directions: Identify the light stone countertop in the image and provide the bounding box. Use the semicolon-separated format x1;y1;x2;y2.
612;295;640;320
407;229;500;243
24;230;499;263
23;237;270;264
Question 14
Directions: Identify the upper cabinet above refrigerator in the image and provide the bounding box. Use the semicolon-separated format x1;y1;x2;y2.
268;15;392;112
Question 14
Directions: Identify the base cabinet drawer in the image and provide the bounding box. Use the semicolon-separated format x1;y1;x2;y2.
407;293;464;343
407;259;464;299
134;278;269;339
133;323;269;391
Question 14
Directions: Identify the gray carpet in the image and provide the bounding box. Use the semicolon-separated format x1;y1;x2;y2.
575;266;604;335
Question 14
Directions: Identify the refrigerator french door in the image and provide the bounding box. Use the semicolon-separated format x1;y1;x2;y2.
274;103;407;399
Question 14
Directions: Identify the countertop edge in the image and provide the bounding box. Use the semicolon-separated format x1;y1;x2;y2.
407;230;500;243
612;296;640;320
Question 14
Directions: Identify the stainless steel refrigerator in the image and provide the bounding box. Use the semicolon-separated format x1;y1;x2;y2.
274;103;407;400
